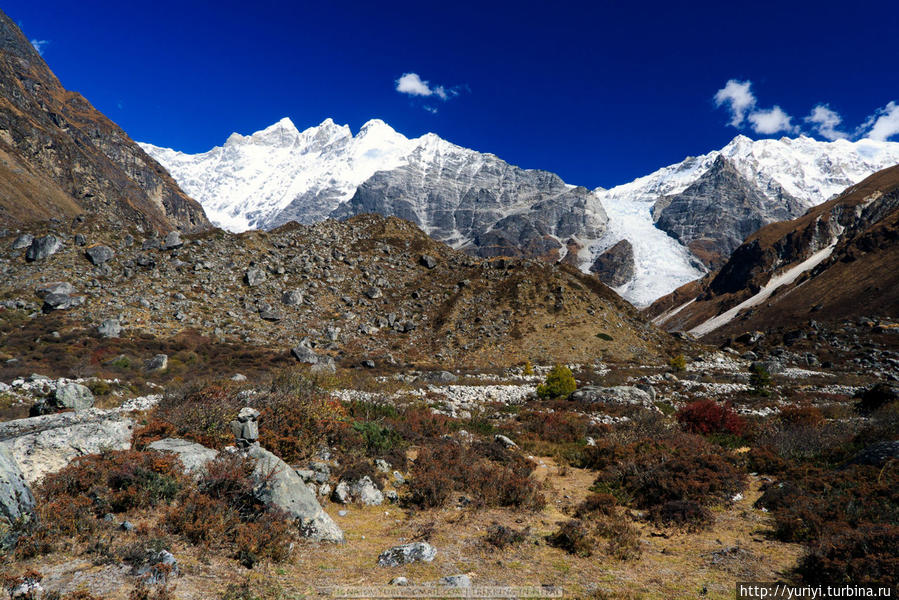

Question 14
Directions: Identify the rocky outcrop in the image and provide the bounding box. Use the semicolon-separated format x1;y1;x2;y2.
0;409;133;484
653;156;805;269
147;438;218;476
377;542;437;566
590;239;634;287
569;385;655;408
333;143;607;260
0;9;208;231
0;444;34;527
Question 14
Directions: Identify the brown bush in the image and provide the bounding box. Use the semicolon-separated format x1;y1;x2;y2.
795;524;899;588
677;399;746;436
650;500;712;530
484;523;530;549
547;519;594;557
406;440;544;510
575;493;617;518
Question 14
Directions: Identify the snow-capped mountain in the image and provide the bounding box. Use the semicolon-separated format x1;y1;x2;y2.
141;120;899;307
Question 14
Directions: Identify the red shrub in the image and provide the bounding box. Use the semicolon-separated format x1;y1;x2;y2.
677;399;746;436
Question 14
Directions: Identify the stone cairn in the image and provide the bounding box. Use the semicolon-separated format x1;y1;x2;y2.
229;407;260;448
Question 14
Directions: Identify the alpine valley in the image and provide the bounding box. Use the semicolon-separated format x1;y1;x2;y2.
2;6;899;600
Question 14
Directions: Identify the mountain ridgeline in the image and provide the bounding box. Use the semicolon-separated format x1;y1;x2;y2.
143;119;899;305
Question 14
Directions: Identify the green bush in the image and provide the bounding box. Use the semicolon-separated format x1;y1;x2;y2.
536;365;577;399
750;363;772;396
668;354;686;372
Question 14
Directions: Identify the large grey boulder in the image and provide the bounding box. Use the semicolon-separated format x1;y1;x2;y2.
144;354;168;372
245;444;344;543
97;319;122;338
148;438;218;476
25;235;61;261
569;385;654;408
0;409;134;484
42;292;84;311
244;268;266;287
281;290;303;306
0;444;35;527
377;542;437;566
52;382;95;411
85;245;115;265
290;345;336;373
35;282;75;298
163;231;183;250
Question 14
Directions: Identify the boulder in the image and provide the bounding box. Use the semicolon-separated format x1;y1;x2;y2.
569;385;653;407
377;542;436;566
42;292;84;311
52;383;94;411
281;290;304;306
351;476;384;506
244;268;266;287
97;319;122;338
74;233;86;246
0;409;134;484
229;407;260;447
147;438;218;476
11;233;33;250
25;235;61;261
35;282;75;298
245;444;344;542
163;231;183;250
419;254;438;269
290;345;336;373
0;444;35;527
494;434;517;449
331;480;352;504
144;354;168;372
85;245;115;265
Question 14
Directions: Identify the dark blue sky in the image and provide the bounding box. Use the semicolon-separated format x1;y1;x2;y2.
7;0;899;188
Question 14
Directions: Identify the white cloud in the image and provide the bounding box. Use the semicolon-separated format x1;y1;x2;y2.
396;72;463;113
747;106;798;135
804;104;848;140
714;80;756;127
30;39;49;56
861;101;899;141
423;105;439;114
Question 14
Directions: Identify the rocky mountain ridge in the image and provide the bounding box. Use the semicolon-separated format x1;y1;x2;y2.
143;120;899;306
648;164;899;340
0;10;208;233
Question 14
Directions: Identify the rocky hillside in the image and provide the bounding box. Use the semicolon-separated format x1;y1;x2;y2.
648;164;899;340
0;10;208;233
0;213;677;371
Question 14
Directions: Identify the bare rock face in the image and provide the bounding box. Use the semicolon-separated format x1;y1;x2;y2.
332;147;608;261
0;444;35;527
590;239;634;287
652;156;805;269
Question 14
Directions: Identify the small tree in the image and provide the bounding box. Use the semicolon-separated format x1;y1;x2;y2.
537;365;577;399
749;363;772;396
668;354;687;372
522;360;534;376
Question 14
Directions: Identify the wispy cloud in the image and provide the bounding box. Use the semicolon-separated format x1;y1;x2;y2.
714;79;899;141
713;80;756;127
804;105;848;140
861;101;899;141
395;72;464;113
30;39;49;56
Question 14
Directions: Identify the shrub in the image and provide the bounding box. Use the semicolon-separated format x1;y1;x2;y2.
353;421;405;457
536;365;577;399
406;440;544;510
668;354;686;372
650;500;712;530
547;519;594;557
795;524;899;588
677;399;746;436
485;523;530;549
575;493;617;518
523;360;534;376
595;516;642;561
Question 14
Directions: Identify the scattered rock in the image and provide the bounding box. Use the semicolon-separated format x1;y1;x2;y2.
569;385;653;407
290;345;336;373
11;233;33;250
281;290;303;306
35;281;74;298
419;254;438;269
377;542;436;566
440;575;472;588
135;550;178;584
42;292;84;312
245;268;266;287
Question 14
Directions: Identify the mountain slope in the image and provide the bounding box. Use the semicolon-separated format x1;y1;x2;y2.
648;164;899;340
0;10;208;232
143;119;899;306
